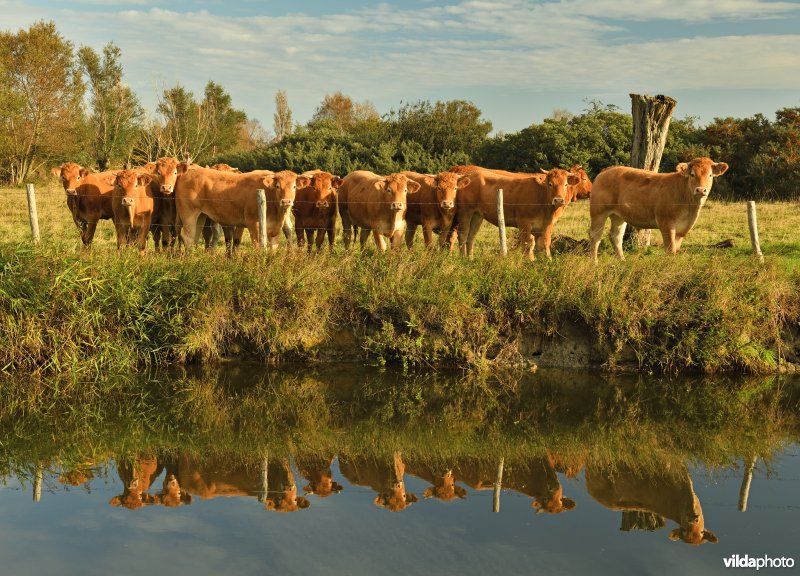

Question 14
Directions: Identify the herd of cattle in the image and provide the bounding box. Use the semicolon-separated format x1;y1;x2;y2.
74;450;716;545
51;156;729;260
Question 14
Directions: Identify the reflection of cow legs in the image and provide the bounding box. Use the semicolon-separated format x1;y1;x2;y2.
609;214;627;259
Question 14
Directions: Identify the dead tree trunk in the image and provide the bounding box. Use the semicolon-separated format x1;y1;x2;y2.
625;94;678;247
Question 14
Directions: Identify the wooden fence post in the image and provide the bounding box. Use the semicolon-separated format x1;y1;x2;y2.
493;457;505;513
259;453;269;504
747;201;764;263
738;456;756;512
26;184;41;245
496;189;507;257
33;463;43;502
256;189;267;249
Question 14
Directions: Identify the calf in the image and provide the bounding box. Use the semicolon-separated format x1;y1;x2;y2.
112;170;155;255
589;157;728;259
145;157;184;252
338;171;421;251
51;163;118;246
339;452;418;512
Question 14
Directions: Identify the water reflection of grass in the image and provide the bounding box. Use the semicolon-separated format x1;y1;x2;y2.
1;368;798;482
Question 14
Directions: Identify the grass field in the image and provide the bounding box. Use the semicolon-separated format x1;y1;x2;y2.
1;182;799;376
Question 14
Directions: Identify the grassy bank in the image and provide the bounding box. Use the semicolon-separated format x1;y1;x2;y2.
1;241;799;375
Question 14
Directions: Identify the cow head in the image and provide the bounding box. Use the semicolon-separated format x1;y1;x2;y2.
265;483;311;513
569;164;592;200
148;157;180;194
152;473;192;507
676;157;729;199
374;173;421;212
114;170;153;227
109;459;159;511
541;168;580;207
262;170;311;209
532;485;577;514
52;163;92;196
668;494;717;545
302;472;344;498
374;480;419;512
429;172;469;214
305;172;343;210
422;470;467;501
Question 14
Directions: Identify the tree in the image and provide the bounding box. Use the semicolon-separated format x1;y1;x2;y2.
155;81;246;163
78;42;143;170
273;89;292;142
310;91;379;133
0;21;84;184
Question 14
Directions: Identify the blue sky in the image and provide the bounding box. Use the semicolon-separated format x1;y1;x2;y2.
4;0;800;134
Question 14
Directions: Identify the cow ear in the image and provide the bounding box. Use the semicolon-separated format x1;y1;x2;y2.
702;530;718;544
422;175;435;189
457;176;471;189
265;499;276;510
51;166;62;177
567;173;581;186
668;528;682;541
455;486;467;499
297;497;310;509
373;178;388;192
262;175;276;188
532;500;542;510
561;497;576;510
676;163;689;176
406;492;419;503
303;483;314;494
144;162;156;172
332;481;343;493
80;168;92;178
712;162;729;176
331;176;344;188
182;493;193;505
406;180;421;194
296;176;311;188
137;174;153;187
373;495;384;507
142;493;155;504
178;162;190;175
109;496;122;507
423;488;433;499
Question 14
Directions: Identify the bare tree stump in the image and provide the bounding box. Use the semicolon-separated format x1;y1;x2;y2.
625;94;678;248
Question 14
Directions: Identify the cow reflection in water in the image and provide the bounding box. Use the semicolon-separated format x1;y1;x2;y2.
504;454;579;514
156;454;309;513
585;464;718;545
339;452;418;511
109;456;162;510
296;454;343;499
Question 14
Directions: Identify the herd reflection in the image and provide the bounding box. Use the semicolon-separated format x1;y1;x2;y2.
64;449;719;545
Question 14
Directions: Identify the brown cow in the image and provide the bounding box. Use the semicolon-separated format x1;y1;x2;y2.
112;169;155;255
145;157;184;252
451;164;592;201
407;465;467;502
504;455;577;514
589;157;729;260
454;168;580;259
152;470;193;508
402;171;471;250
585;463;718;545
292;170;343;252
174;166;310;251
109;456;162;510
51;163;119;246
296;454;344;498
206;163;241;173
338;452;419;512
338;171;421;251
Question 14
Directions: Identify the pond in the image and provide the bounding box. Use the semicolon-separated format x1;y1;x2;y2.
0;366;798;575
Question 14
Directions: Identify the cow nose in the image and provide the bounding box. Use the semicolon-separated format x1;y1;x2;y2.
161;184;173;193
390;202;404;211
121;197;135;206
280;199;294;207
695;187;709;196
66;188;77;196
552;197;565;206
316;200;329;209
440;200;455;209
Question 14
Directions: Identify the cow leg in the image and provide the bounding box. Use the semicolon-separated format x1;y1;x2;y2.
295;227;305;249
674;234;686;252
609;214;627;260
541;224;555;260
314;229;326;252
152;224;162;253
82;222;99;247
283;214;293;245
326;225;335;252
466;213;484;258
359;228;370;250
372;230;387;252
421;223;435;250
518;223;534;260
180;211;201;251
660;226;678;254
405;224;417;249
589;210;609;261
246;222;261;250
137;216;152;256
305;228;315;253
114;221;126;250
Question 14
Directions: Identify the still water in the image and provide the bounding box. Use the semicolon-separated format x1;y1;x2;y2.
0;367;798;575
